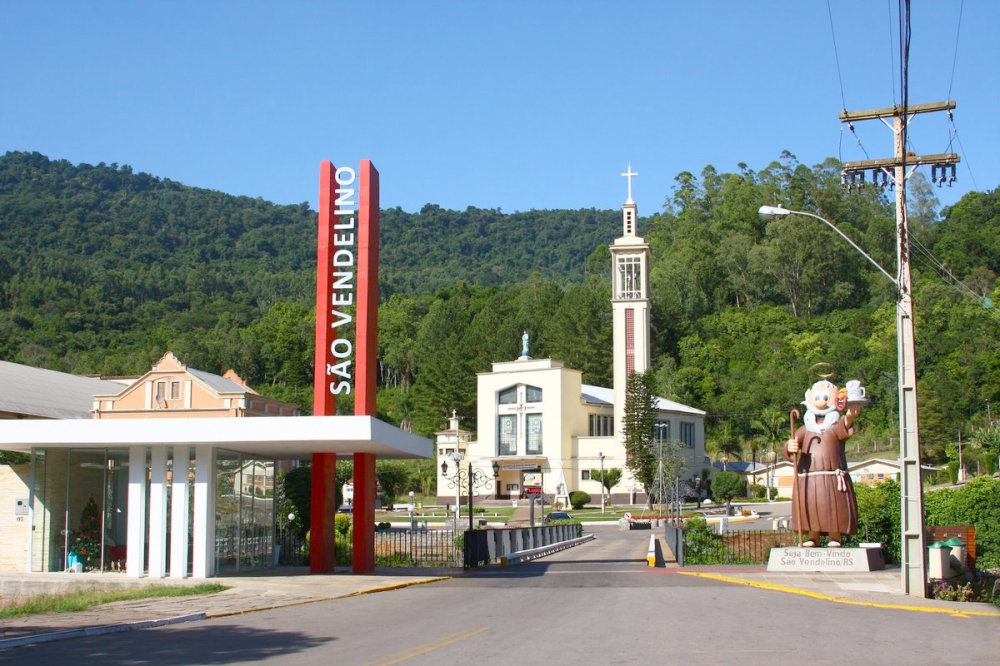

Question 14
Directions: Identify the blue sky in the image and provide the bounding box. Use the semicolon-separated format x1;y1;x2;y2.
3;2;995;216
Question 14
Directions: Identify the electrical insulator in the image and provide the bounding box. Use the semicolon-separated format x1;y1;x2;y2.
930;165;938;184
949;164;957;185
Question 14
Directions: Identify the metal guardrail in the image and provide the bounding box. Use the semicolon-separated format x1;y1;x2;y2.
500;534;595;566
271;524;588;569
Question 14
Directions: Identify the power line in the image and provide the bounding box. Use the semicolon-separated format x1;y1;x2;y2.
946;0;964;101
826;0;848;112
886;0;898;105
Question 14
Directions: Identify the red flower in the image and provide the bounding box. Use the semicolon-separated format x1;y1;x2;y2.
80;548;87;554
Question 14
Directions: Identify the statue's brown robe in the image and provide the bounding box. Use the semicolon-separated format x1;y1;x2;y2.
785;419;858;536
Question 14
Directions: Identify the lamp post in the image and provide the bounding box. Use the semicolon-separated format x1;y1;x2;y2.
441;455;495;533
441;451;464;534
408;490;415;529
654;424;675;519
757;204;926;597
599;452;605;514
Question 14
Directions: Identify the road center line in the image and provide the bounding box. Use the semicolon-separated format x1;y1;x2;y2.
360;627;489;665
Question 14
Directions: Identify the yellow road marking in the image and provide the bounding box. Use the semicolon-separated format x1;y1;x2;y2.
677;571;999;618
360;627;489;666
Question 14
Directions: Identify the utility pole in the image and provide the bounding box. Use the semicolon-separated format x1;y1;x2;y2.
840;100;959;597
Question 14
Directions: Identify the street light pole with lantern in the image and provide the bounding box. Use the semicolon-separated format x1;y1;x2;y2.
599;452;605;514
441;451;464;534
441;455;498;533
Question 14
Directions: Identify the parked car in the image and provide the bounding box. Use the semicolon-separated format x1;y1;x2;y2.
542;511;573;524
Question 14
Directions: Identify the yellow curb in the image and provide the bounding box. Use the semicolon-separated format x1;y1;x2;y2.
677;571;999;618
208;577;451;619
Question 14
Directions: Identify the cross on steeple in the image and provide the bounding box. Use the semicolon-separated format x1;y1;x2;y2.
621;164;638;204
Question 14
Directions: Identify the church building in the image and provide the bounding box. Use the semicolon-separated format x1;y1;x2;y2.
436;167;707;506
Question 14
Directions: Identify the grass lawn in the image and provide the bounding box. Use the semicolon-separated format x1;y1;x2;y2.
0;583;228;618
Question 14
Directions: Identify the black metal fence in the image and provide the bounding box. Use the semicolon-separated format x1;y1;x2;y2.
669;524;798;566
375;528;462;567
276;530;309;566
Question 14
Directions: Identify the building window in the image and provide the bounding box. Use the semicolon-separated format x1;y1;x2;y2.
170;380;181;400
680;422;695;447
526;413;543;455
581;470;591;481
499;387;518;405
617;254;642;300
526;385;543;403
155;381;167;402
589;414;613;437
498;415;517;456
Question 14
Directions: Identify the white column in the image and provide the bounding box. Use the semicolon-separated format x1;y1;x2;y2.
192;445;216;578
126;446;147;577
147;445;168;578
170;445;190;578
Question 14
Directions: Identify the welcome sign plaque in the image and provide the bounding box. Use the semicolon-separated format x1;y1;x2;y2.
767;546;885;572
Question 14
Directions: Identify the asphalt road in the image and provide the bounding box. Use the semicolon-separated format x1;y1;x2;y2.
11;525;998;666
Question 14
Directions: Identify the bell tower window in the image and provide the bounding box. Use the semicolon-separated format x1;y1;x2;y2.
617;255;643;300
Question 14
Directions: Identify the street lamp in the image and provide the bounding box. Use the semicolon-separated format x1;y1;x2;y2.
653;424;668;516
442;451;464;534
758;206;897;285
408;490;415;530
441;456;495;534
757;204;926;597
599;452;606;514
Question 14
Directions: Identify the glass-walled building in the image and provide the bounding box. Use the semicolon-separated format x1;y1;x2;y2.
28;446;276;576
1;356;432;579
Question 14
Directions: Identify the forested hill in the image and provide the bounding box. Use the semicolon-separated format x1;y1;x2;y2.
0;151;618;373
380;205;619;293
0;151;619;297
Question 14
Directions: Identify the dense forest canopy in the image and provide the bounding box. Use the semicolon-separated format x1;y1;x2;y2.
2;150;998;469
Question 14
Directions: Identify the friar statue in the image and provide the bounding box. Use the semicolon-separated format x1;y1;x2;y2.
785;379;861;547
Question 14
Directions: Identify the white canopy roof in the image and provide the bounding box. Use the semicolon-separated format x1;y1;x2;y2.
0;415;432;460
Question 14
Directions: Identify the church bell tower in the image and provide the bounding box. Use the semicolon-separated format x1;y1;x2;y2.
611;164;651;439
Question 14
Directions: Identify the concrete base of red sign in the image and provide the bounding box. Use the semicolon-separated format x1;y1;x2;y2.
767;546;885;572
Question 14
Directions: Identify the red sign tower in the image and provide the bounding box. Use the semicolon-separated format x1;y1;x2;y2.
311;160;380;574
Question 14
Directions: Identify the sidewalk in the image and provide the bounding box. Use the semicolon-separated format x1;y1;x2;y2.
0;567;456;650
672;565;1000;617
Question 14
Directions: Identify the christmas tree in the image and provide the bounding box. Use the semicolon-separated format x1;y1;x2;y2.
72;496;101;568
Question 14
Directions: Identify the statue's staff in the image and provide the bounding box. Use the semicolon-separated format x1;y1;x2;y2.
790;408;803;547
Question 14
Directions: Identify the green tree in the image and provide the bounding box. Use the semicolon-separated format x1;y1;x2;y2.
409;288;479;435
540;282;613;386
972;426;1000;460
706;423;743;471
711;471;745;516
591;467;622;507
622;370;659;498
924;475;1000;569
847;480;901;563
